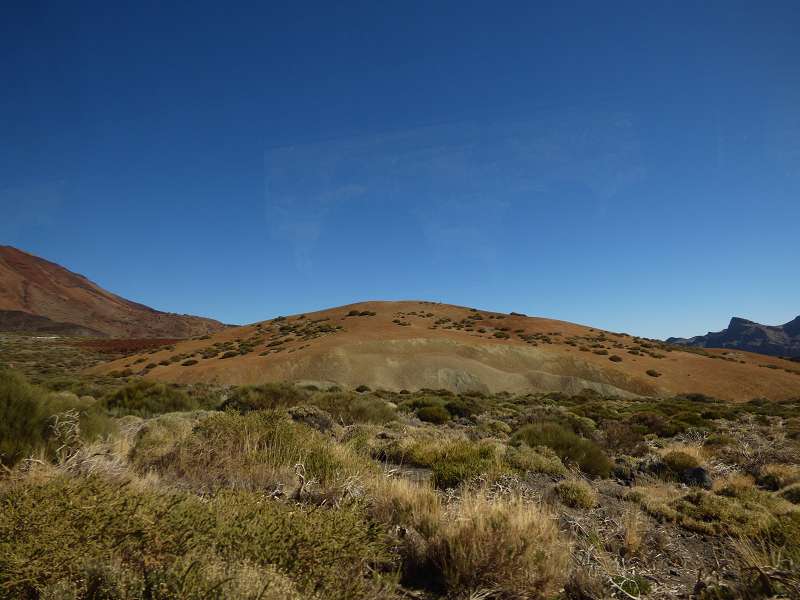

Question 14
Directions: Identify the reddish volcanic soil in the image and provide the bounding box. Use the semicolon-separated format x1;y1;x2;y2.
88;300;800;401
0;246;226;338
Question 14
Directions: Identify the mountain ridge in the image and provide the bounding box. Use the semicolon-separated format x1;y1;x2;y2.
667;315;800;358
0;245;227;338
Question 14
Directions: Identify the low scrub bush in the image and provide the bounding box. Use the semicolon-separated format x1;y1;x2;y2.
104;380;197;417
444;398;481;419
504;444;568;476
309;391;397;425
145;410;376;496
514;422;612;478
417;405;451;424
662;449;701;474
0;474;396;599
427;492;569;598
219;383;307;413
429;440;503;488
553;479;598;508
0;370;112;466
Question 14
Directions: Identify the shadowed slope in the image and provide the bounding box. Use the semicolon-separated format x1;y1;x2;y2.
0;246;226;338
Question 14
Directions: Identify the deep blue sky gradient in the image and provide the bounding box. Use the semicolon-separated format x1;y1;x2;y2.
2;1;799;338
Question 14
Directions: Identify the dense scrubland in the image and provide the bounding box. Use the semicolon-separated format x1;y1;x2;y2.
1;335;800;599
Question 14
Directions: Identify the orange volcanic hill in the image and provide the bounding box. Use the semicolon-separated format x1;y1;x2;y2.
88;300;800;401
0;246;226;338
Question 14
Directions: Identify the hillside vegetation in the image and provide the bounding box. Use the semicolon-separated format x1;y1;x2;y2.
2;338;799;599
89;301;800;401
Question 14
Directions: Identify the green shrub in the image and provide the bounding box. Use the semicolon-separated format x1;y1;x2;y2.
513;422;612;478
219;383;307;413
180;359;198;366
147;410;376;493
308;391;396;424
505;445;567;477
104;380;196;417
444;398;480;419
0;370;112;466
430;440;502;488
609;355;623;362
417;405;451;424
0;369;52;465
0;475;396;599
553;479;598;508
662;450;700;474
646;369;662;378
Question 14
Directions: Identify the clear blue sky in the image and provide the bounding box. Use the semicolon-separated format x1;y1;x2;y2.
2;1;799;339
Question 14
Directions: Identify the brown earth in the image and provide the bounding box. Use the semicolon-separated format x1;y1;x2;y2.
0;246;226;338
88;300;800;401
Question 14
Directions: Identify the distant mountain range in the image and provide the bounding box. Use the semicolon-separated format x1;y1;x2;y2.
0;246;226;338
667;316;800;358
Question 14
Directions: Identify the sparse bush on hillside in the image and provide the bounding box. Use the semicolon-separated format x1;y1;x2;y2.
514;422;612;478
646;369;662;377
444;398;481;419
552;479;598;508
429;440;503;488
308;391;397;425
219;382;307;413
0;369;54;465
662;450;701;474
417;405;451;424
504;444;568;477
0;370;112;465
143;410;376;496
104;380;196;417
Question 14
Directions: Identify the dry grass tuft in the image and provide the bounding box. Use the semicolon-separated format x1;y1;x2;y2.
552;479;598;509
427;491;569;599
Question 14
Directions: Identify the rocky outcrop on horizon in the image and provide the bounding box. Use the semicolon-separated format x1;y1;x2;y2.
667;316;800;358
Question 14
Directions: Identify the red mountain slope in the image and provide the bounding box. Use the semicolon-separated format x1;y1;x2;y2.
0;246;225;338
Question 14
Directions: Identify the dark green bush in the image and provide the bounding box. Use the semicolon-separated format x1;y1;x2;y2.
104;381;196;417
308;391;396;424
444;398;480;419
430;440;499;488
417;405;451;424
662;450;700;474
0;370;112;466
513;422;612;478
219;383;307;413
0;370;52;465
